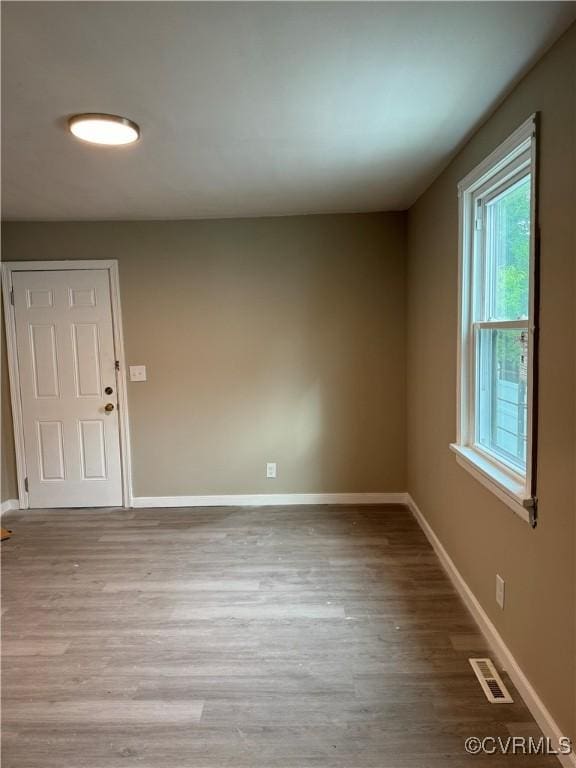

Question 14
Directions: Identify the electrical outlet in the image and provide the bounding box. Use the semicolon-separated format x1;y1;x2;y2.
129;365;147;382
266;462;277;479
496;574;505;609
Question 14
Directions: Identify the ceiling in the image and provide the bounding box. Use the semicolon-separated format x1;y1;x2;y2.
2;2;575;221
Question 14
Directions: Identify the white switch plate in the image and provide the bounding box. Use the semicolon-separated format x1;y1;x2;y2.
129;365;147;382
266;462;277;479
496;574;505;609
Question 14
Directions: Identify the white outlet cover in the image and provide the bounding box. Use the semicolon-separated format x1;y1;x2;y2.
266;462;277;479
129;365;147;382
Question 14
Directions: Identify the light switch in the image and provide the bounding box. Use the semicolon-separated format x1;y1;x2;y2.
129;365;147;382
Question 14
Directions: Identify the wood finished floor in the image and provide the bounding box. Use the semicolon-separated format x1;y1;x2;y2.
1;505;556;768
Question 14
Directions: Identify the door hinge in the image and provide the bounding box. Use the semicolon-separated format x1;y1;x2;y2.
115;360;120;371
10;288;14;305
24;477;29;492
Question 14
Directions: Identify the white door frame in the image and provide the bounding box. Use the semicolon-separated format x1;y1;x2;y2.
2;260;133;509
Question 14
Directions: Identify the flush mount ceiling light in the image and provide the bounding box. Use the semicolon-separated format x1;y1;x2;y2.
68;113;140;146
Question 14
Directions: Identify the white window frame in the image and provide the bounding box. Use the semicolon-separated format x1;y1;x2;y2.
451;114;538;526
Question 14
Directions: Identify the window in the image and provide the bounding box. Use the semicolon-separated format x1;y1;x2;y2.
451;115;538;525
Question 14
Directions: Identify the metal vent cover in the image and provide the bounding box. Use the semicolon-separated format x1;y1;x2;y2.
469;658;513;703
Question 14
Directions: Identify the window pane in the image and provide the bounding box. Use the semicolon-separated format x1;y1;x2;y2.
486;175;531;321
476;327;528;471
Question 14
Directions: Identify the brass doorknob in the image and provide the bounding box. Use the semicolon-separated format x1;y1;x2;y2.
104;403;115;412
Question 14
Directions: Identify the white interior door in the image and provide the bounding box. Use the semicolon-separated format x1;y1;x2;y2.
12;269;123;508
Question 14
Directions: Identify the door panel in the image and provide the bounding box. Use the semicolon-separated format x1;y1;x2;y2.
13;269;122;508
30;325;59;397
72;324;102;397
79;420;107;479
37;421;65;480
27;288;54;308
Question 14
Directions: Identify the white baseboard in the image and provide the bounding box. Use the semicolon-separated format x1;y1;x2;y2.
405;493;575;768
0;499;19;516
132;492;408;509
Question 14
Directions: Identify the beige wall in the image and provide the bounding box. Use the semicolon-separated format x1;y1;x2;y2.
406;24;575;739
1;212;406;498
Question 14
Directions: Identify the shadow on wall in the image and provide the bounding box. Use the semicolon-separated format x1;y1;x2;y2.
1;298;18;503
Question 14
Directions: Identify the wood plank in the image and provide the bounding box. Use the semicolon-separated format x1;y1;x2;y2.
1;504;556;767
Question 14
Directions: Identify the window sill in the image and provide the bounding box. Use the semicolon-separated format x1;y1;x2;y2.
449;443;534;524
